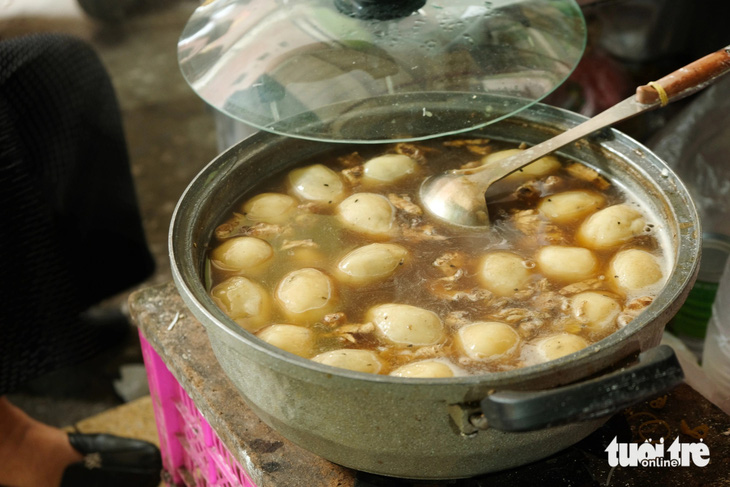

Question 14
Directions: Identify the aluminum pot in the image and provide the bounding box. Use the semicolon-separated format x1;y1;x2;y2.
169;101;700;479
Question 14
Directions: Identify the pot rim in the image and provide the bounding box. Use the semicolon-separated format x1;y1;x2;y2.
169;102;700;388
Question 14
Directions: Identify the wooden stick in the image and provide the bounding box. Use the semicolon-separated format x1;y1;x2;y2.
636;46;730;105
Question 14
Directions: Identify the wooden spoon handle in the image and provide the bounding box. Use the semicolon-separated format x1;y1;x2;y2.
636;45;730;105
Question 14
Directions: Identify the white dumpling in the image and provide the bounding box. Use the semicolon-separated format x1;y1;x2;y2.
312;349;383;374
608;249;664;294
242;193;297;223
478;251;532;297
336;193;395;237
537;190;605;224
457;321;520;360
577;204;647;249
362;154;418;184
288;164;346;204
336;243;408;285
275;268;337;323
366;304;443;346
390;360;457;378
534;333;588;361
483;149;561;182
209;237;274;275
210;276;271;332
536;246;598;282
256;324;314;357
570;292;621;334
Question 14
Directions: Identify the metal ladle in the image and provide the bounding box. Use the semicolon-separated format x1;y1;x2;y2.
420;45;730;227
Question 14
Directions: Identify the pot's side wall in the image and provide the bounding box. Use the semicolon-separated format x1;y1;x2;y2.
206;325;605;479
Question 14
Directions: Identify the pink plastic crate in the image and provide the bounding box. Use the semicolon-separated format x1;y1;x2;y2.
140;332;257;487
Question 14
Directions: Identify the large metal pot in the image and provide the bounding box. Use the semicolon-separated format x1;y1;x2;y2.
169;102;700;479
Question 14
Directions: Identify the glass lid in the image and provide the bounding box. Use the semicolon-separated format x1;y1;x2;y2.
178;0;586;143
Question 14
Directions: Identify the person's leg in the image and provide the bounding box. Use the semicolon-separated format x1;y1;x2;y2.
0;33;161;487
0;397;83;487
0;33;155;393
0;395;163;487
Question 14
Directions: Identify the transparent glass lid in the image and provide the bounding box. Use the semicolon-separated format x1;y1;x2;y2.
178;0;586;143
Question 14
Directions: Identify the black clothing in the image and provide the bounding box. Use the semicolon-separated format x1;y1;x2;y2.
0;33;154;394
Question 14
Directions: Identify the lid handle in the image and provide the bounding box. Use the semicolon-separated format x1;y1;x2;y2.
334;0;426;20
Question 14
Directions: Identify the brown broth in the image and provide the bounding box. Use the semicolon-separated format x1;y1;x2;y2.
206;138;666;377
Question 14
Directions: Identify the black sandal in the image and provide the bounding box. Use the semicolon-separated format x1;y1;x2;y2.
60;433;162;487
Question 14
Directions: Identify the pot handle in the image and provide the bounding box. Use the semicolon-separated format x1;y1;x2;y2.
478;345;683;432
